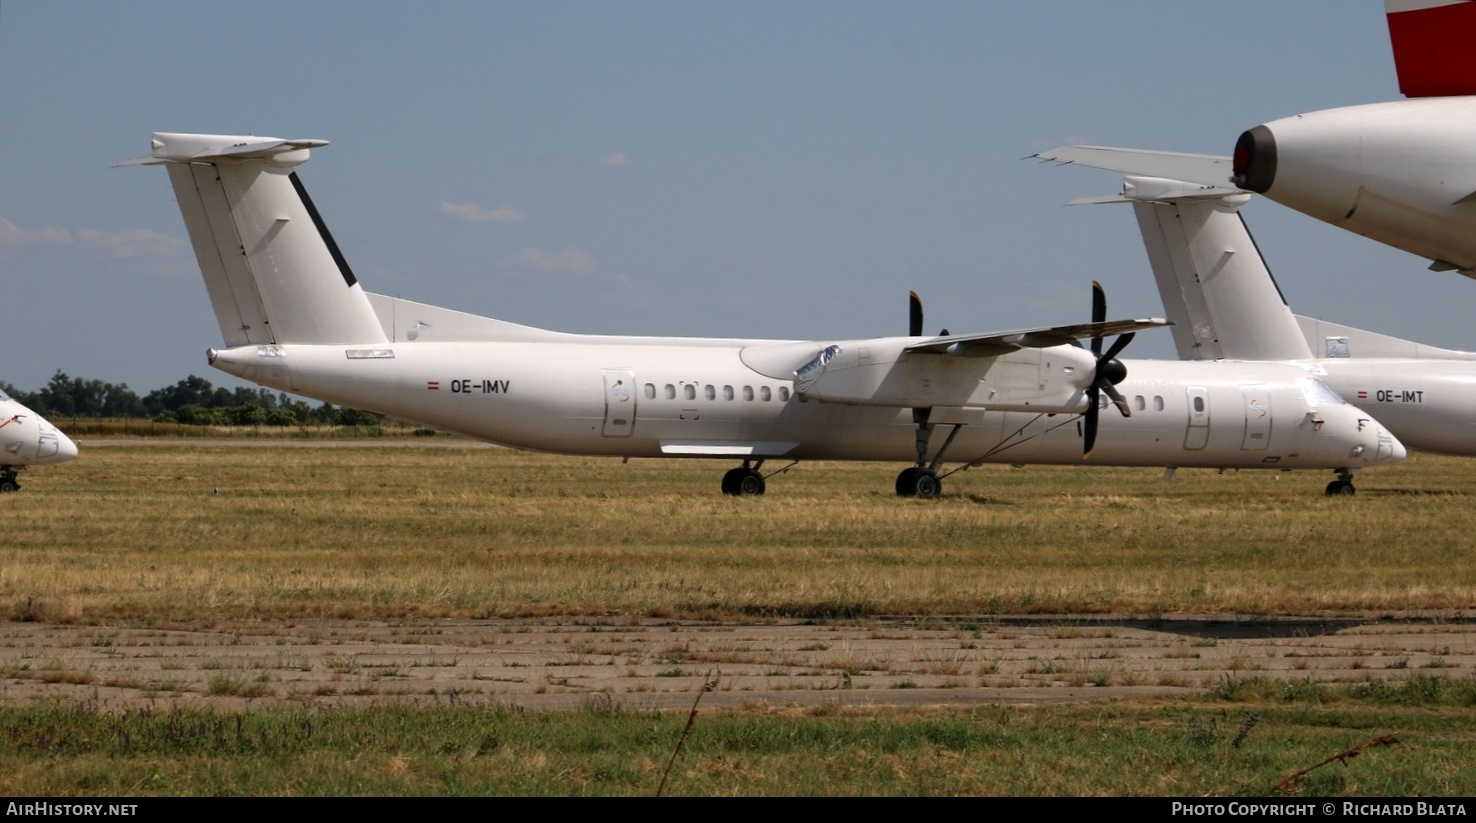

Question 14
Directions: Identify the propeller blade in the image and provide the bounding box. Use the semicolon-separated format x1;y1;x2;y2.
909;291;924;337
1103;384;1132;418
1083;388;1099;458
1090;281;1106;357
1101;332;1135;363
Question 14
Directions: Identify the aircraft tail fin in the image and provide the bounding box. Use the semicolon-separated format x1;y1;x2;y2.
1076;176;1313;362
130;133;388;346
1386;0;1476;97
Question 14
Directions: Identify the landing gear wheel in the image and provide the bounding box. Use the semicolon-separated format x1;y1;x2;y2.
722;467;765;496
0;479;16;493
913;471;941;499
895;468;941;499
1325;480;1355;497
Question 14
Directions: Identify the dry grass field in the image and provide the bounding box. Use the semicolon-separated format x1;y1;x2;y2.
4;442;1475;622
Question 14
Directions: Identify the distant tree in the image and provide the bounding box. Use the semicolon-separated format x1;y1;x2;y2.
27;371;144;418
144;375;219;415
334;407;381;428
224;404;268;426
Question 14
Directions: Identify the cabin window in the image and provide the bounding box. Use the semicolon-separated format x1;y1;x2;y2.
684;384;696;401
1193;396;1205;413
665;384;676;400
644;383;656;400
1134;395;1146;411
704;385;716;401
723;385;734;401
1153;395;1164;411
743;386;754;401
760;386;771;402
779;386;791;401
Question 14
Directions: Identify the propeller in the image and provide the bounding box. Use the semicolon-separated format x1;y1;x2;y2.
909;291;949;338
1083;280;1135;458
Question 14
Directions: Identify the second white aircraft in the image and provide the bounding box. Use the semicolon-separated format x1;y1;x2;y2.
0;389;79;492
129;132;1403;497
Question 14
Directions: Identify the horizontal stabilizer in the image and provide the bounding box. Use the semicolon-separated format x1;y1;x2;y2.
119;133;329;167
905;317;1169;358
1033;146;1237;191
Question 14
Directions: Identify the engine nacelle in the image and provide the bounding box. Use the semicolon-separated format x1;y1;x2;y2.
1231;98;1476;275
794;338;1098;413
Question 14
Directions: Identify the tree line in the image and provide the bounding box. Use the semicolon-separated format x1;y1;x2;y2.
1;372;379;427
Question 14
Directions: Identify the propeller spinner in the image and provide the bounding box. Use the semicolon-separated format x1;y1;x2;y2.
1083;281;1135;458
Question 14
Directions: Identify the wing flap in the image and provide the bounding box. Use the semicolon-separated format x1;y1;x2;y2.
905;318;1169;357
659;441;799;456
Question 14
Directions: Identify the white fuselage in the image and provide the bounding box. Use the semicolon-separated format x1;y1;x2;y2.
1293;358;1476;457
210;338;1400;472
1235;98;1476;276
0;393;78;470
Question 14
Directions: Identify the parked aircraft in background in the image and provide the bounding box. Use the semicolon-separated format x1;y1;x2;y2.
1038;2;1476;280
0;389;79;491
128;132;1403;497
1059;170;1476;484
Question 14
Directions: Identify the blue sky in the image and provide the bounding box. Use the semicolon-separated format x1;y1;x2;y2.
2;1;1459;395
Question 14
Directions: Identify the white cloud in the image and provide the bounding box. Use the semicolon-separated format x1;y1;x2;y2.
600;151;629;167
509;247;597;274
76;227;186;261
0;216;186;271
0;216;70;249
439;201;526;224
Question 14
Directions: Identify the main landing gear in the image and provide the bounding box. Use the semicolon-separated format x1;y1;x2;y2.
721;461;766;496
0;468;20;493
1325;470;1357;497
895;466;941;498
896;408;960;499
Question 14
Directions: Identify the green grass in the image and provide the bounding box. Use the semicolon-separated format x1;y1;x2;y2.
1;679;1474;795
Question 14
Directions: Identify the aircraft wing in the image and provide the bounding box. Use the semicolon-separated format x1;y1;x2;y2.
905;317;1170;358
1032;146;1239;191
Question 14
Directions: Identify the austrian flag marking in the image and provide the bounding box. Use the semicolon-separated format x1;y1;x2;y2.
427;381;440;391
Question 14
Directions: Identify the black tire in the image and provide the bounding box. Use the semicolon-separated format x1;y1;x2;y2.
721;468;743;496
895;467;919;497
737;470;766;496
1325;480;1355;497
0;479;17;493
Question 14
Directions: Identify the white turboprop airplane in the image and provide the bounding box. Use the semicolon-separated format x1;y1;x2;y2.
1037;1;1476;280
0;388;79;492
1061;172;1476;486
127;132;1404;497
